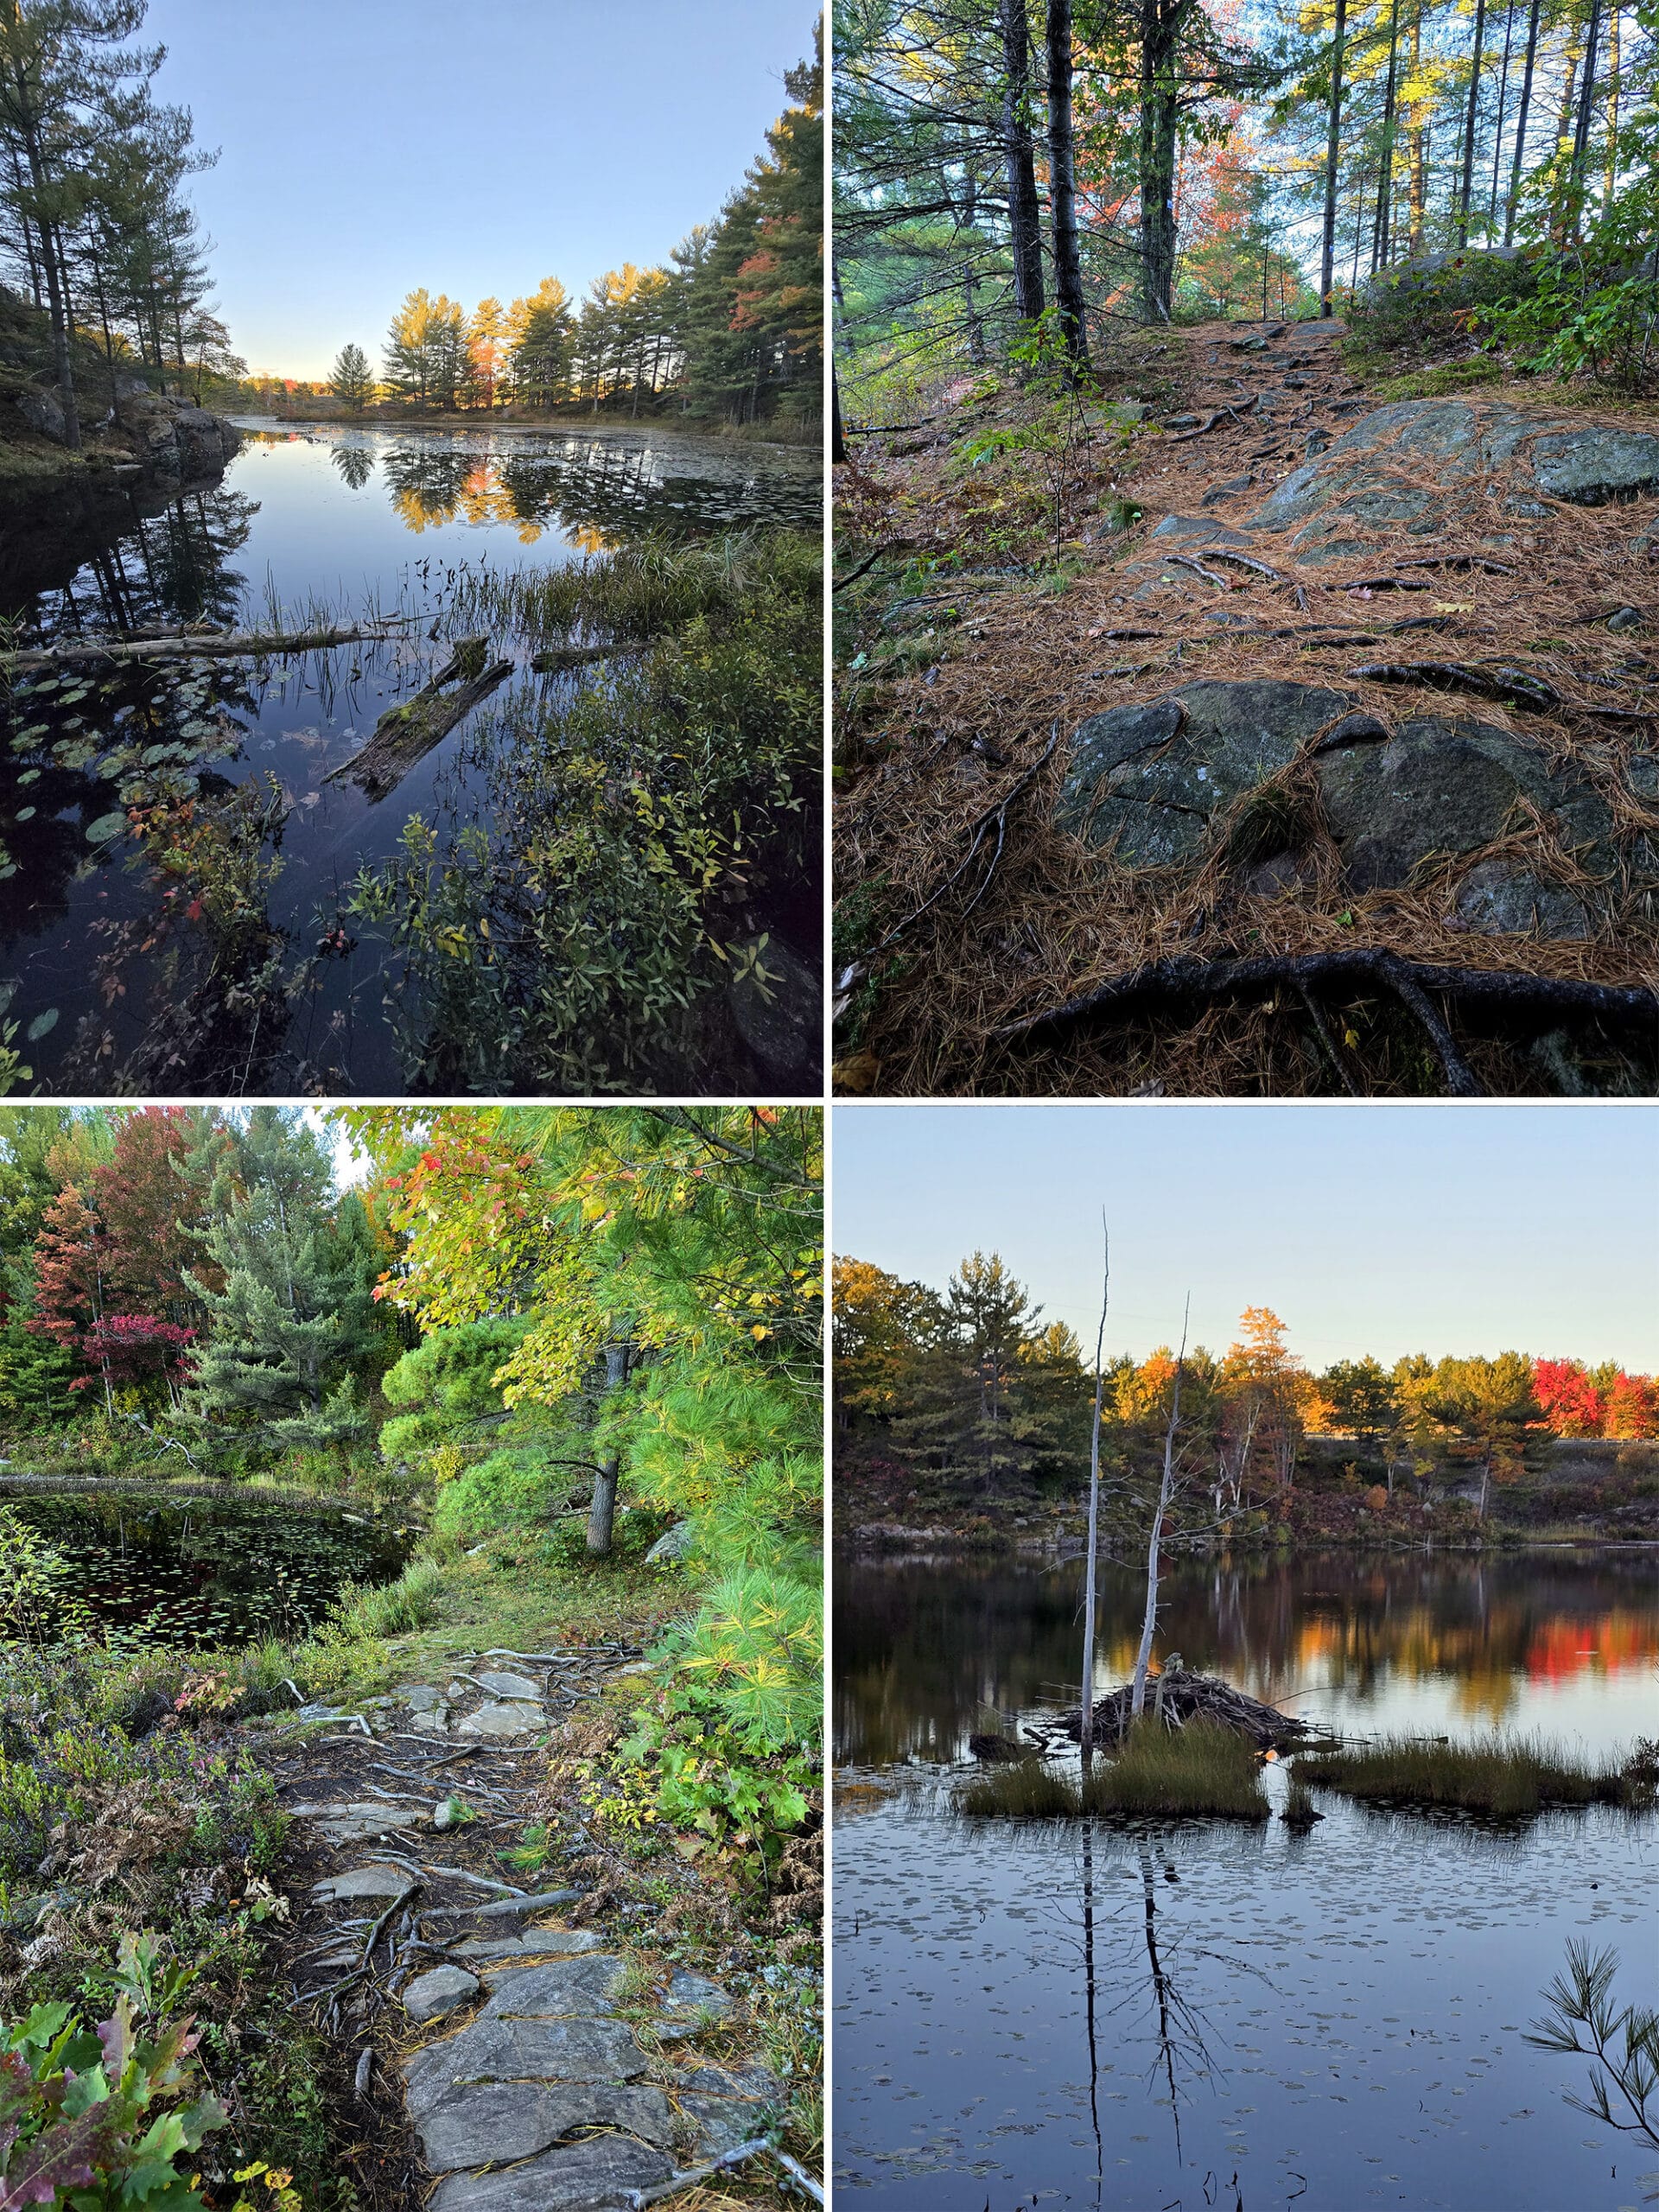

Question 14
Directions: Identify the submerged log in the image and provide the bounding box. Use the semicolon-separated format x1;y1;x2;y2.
529;639;653;676
324;637;512;801
0;620;420;673
1064;1662;1311;1753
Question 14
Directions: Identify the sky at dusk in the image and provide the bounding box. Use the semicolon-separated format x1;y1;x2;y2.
138;0;818;378
831;1105;1659;1371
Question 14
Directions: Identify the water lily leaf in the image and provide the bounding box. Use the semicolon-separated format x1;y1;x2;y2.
15;807;34;822
25;1009;58;1042
86;812;127;843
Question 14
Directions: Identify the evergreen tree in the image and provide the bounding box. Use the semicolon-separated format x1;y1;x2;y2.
328;340;374;411
184;1108;374;1457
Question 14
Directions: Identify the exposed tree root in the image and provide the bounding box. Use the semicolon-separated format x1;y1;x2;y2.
990;950;1659;1097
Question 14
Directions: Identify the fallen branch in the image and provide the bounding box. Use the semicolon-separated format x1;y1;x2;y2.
1394;555;1515;575
1341;576;1434;593
1165;552;1233;590
990;951;1659;1095
1200;548;1284;583
833;547;888;593
836;725;1062;1017
323;637;512;799
1350;659;1559;709
0;620;417;673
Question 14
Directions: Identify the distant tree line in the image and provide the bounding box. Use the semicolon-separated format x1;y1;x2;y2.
835;1251;1658;1520
0;1;245;449
308;37;823;429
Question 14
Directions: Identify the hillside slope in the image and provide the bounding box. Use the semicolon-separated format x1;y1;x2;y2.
834;323;1659;1097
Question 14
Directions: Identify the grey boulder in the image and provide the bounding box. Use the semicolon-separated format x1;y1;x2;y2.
404;1965;481;2024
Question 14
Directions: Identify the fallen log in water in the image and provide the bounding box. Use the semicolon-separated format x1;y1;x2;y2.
1064;1662;1312;1753
324;637;512;801
0;620;421;673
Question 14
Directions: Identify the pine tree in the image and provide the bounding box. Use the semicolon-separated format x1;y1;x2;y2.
184;1109;373;1457
328;340;375;411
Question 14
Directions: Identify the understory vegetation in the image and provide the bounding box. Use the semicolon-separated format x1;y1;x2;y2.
346;533;823;1095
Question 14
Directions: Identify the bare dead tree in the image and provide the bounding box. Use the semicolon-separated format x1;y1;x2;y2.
1130;1295;1190;1719
1078;1216;1109;1772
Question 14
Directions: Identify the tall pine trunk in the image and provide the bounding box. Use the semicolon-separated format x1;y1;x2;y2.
586;1343;632;1556
1139;0;1179;321
1488;0;1516;220
1319;0;1349;311
1457;0;1489;241
1407;2;1427;251
1373;0;1401;268
1503;0;1542;243
1046;0;1089;368
1001;0;1046;323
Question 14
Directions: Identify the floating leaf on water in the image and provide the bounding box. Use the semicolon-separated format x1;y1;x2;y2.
86;812;126;843
14;808;33;822
23;1008;55;1044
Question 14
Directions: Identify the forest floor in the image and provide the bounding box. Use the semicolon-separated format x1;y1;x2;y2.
262;1554;821;2211
832;319;1659;1096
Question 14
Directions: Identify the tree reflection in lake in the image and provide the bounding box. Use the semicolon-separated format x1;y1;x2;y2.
330;444;376;490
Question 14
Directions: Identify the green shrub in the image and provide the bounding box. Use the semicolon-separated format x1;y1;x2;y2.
0;1932;228;2209
1346;250;1538;356
330;1554;444;1638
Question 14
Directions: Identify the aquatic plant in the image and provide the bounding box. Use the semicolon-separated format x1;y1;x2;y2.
1293;1734;1632;1815
961;1719;1271;1821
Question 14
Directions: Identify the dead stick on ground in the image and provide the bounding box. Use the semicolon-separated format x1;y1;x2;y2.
1200;548;1284;583
990;952;1659;1096
836;725;1062;1010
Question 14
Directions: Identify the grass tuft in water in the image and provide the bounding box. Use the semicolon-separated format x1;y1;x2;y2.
961;1719;1270;1821
454;527;820;646
1293;1735;1632;1815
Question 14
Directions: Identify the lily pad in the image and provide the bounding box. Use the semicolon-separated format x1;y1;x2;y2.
86;812;127;843
25;1010;57;1042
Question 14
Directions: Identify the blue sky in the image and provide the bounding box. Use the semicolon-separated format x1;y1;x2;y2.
832;1106;1659;1370
139;0;818;378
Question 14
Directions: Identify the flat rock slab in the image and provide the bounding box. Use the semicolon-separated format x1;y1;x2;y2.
311;1864;414;1902
402;2016;648;2120
472;1933;607;1971
474;1669;543;1700
425;2134;671;2212
459;1701;543;1738
480;1956;627;2019
415;2078;676;2174
1247;397;1659;560
401;1685;446;1713
659;1969;734;2024
404;1965;482;2024
287;1801;404;1844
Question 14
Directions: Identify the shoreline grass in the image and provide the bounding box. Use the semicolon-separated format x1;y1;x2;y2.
960;1719;1270;1821
1294;1734;1643;1816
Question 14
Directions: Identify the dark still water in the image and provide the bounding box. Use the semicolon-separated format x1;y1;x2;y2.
5;1483;408;1647
0;421;819;1094
834;1550;1659;2211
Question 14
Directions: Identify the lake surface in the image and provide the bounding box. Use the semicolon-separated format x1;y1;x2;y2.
3;1483;408;1647
834;1549;1659;2211
0;420;820;1093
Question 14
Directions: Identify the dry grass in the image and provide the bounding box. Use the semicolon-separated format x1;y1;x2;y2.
833;319;1659;1096
960;1719;1271;1821
1293;1733;1630;1815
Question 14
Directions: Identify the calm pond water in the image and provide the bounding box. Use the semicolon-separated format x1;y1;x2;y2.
0;421;820;1093
3;1483;408;1647
835;1549;1659;2212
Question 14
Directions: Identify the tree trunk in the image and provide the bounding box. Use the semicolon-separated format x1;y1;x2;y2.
21;138;80;449
1078;1226;1109;1770
1139;0;1179;321
1046;0;1089;368
1131;1338;1185;1720
1488;0;1516;220
1374;0;1401;268
1457;0;1489;242
585;1343;632;1555
1001;0;1046;323
1407;3;1428;252
1320;0;1349;311
1503;0;1542;243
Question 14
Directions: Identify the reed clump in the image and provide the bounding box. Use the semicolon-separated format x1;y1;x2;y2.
1294;1734;1631;1816
961;1718;1270;1821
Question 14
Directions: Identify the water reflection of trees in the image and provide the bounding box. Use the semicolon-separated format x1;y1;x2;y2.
25;486;256;636
331;446;376;490
377;435;817;541
836;1552;1659;1764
